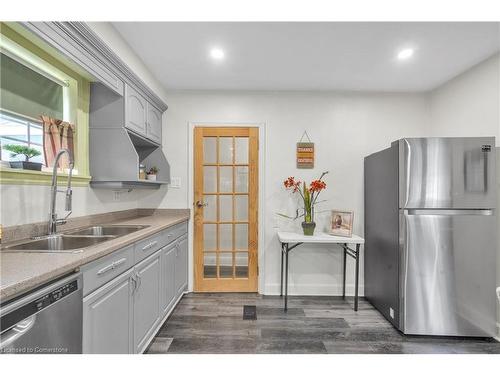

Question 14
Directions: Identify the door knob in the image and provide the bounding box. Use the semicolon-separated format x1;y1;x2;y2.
196;200;208;208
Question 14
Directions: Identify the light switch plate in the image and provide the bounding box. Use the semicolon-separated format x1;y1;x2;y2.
389;307;394;319
170;177;181;189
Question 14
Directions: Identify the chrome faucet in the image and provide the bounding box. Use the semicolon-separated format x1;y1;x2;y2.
48;149;74;235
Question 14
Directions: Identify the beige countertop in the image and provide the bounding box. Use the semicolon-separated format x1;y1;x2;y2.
0;209;190;302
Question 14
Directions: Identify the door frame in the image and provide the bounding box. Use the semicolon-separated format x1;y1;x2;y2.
187;122;267;293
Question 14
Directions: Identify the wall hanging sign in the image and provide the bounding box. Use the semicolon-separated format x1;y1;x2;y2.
296;131;314;169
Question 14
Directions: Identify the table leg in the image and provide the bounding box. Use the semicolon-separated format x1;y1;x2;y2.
342;244;347;300
354;244;360;312
284;244;289;312
280;243;284;297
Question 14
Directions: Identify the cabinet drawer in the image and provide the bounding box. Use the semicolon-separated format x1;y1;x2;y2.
164;221;188;245
83;245;134;296
135;231;166;263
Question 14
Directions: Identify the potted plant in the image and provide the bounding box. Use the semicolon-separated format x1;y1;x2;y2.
146;166;159;181
3;144;43;171
283;171;328;235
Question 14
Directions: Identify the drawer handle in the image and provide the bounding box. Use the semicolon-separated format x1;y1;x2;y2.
97;258;127;275
142;241;158;251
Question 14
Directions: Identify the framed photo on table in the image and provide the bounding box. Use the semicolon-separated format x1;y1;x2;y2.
330;210;354;237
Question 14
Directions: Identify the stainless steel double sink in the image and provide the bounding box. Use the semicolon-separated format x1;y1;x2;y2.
1;225;149;253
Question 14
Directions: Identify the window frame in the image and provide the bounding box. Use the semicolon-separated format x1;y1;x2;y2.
0;25;90;185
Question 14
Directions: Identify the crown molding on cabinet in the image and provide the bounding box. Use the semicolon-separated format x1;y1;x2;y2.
20;22;168;112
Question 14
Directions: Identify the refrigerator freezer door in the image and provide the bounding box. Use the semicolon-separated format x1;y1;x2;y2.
399;137;496;209
400;209;497;336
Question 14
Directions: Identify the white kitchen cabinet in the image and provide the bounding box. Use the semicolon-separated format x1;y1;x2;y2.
133;250;162;353
160;242;177;315
146;102;162;144
125;84;147;135
175;234;189;296
83;269;134;354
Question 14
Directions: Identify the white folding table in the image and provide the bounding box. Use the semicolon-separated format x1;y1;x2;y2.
277;231;365;312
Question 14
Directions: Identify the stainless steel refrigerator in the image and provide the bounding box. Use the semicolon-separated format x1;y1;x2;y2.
364;137;497;337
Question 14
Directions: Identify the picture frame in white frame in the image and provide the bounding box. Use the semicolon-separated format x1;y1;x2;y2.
330;209;354;237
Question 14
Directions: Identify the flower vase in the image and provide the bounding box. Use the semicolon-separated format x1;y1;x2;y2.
301;221;316;236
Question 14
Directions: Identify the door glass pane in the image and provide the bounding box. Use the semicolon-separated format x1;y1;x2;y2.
235;137;248;164
203;195;217;221
203;166;217;193
204;253;216;278
219;224;232;251
234;195;248;221
219;166;233;192
203;224;216;251
235;224;248;250
203;137;217;163
235;252;249;278
219;195;232;222
235;166;248;193
219;137;233;164
219;252;233;278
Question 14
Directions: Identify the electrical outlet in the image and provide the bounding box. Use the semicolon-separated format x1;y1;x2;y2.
170;177;181;189
389;307;394;319
113;190;122;201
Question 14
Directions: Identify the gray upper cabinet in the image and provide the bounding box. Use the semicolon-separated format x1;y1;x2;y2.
133;251;161;353
146;102;162;144
83;269;134;354
125;85;147;136
175;234;189;296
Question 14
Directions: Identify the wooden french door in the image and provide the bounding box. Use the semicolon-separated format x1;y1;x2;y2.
194;127;258;292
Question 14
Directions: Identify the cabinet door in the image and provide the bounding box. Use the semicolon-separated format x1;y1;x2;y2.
175;234;188;296
83;269;134;354
125;84;147;135
161;243;177;314
133;251;161;353
146;102;162;144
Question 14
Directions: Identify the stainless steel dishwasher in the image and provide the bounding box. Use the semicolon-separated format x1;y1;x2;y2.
0;273;82;354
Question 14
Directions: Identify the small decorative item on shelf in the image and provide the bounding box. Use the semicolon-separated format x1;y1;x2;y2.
330;209;354;237
146;166;159;181
2;144;43;171
139;164;146;180
283;171;328;236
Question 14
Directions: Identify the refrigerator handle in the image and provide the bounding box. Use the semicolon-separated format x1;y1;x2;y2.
404;209;493;216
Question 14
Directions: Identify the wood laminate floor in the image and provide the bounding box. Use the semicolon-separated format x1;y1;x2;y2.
146;293;500;354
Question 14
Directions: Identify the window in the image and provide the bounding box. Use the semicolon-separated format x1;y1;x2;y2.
0;112;45;164
0;23;90;184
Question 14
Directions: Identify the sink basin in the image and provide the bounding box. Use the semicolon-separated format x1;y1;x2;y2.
66;225;149;237
1;235;115;253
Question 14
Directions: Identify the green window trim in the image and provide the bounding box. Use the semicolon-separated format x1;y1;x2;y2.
0;167;91;186
0;22;90;185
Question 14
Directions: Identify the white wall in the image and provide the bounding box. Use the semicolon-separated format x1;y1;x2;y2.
429;54;500;142
427;53;500;336
146;91;430;295
0;185;144;227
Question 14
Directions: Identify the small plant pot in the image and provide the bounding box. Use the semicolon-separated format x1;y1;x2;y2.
9;161;43;171
301;221;316;236
146;174;157;181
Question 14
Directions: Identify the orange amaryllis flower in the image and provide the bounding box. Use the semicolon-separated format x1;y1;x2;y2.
309;179;326;192
284;176;301;192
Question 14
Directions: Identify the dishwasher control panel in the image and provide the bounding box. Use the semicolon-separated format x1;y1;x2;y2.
35;280;78;311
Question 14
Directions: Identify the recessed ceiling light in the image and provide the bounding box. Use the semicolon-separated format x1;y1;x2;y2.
397;48;414;60
210;48;225;60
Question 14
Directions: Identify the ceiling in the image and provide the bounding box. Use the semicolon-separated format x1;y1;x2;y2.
112;22;500;92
